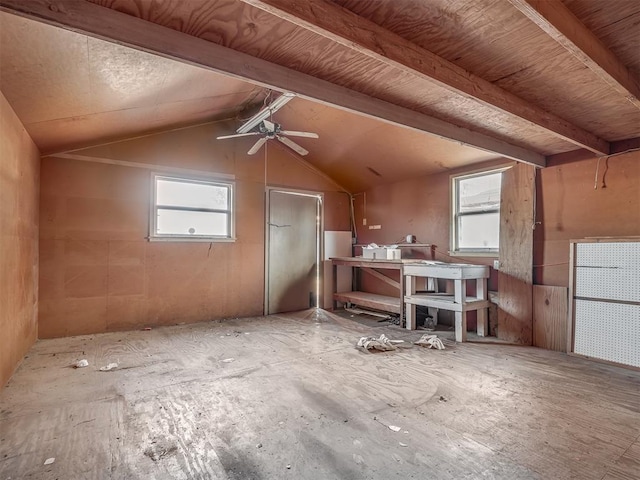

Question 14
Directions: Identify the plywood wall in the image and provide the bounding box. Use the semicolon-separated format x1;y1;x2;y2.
351;159;509;330
38;122;349;338
533;285;568;352
352;159;508;277
535;151;640;287
498;163;535;345
352;159;540;339
0;91;40;387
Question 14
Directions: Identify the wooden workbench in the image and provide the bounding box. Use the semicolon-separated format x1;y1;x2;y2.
331;257;418;317
404;262;490;342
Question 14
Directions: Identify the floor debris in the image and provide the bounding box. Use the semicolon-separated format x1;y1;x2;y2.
99;363;118;371
399;442;408;447
74;359;89;368
388;425;401;432
43;458;55;465
222;358;235;363
415;334;446;350
357;334;403;352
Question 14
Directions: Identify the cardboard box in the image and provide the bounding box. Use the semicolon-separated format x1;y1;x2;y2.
362;247;401;260
384;248;401;260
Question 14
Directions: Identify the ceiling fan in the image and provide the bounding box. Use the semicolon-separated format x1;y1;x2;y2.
217;92;318;156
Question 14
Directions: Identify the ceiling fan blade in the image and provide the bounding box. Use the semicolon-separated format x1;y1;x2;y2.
262;119;276;132
217;132;261;140
277;136;309;156
280;130;319;139
247;137;268;155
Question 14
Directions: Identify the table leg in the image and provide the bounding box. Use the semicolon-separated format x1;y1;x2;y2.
455;311;467;342
477;308;487;337
476;278;487;336
332;262;338;310
405;275;416;330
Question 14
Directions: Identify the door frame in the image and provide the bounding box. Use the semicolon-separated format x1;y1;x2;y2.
264;186;324;315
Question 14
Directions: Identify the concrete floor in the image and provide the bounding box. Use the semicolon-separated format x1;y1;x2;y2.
1;309;639;479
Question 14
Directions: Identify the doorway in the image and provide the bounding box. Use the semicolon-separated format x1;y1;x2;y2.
266;188;322;315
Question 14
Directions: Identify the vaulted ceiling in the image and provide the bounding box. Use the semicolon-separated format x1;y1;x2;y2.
0;0;638;192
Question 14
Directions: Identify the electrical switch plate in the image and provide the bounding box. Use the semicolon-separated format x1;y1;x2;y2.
363;218;367;226
493;260;500;270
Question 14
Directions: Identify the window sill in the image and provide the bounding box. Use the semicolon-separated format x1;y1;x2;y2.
148;236;236;243
448;250;499;258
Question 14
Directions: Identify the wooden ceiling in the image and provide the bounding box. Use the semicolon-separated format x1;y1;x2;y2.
0;12;262;153
0;0;638;190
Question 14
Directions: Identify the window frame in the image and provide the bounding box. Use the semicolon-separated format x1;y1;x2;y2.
450;167;507;257
149;173;235;242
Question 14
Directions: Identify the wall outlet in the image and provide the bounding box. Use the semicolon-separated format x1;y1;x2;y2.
369;225;381;230
493;260;500;270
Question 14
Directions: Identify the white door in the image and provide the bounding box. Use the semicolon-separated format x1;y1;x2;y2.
267;190;320;314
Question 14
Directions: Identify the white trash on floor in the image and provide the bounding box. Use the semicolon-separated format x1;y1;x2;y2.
415;334;445;350
99;362;119;371
74;359;89;368
356;334;404;352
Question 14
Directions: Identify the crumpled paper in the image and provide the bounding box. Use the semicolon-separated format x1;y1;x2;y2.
99;362;119;371
356;334;404;352
415;334;445;350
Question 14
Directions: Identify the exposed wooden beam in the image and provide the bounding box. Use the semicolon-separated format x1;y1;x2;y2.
0;0;546;167
508;0;640;109
546;137;640;167
240;0;609;156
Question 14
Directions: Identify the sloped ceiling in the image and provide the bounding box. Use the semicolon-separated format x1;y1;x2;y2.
0;0;638;191
0;12;263;153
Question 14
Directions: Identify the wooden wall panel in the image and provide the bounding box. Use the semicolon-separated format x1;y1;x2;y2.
38;121;349;338
534;150;640;287
0;90;40;388
533;285;568;352
498;163;535;345
351;160;508;304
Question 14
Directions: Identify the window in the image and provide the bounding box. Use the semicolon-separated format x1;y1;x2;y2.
150;174;234;241
451;169;503;254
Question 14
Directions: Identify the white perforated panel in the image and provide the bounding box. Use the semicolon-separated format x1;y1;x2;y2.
574;300;640;367
575;242;640;302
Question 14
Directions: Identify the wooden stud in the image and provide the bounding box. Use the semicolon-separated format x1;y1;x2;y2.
241;0;609;155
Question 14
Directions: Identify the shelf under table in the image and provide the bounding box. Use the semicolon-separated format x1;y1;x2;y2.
333;291;402;314
404;294;490;312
